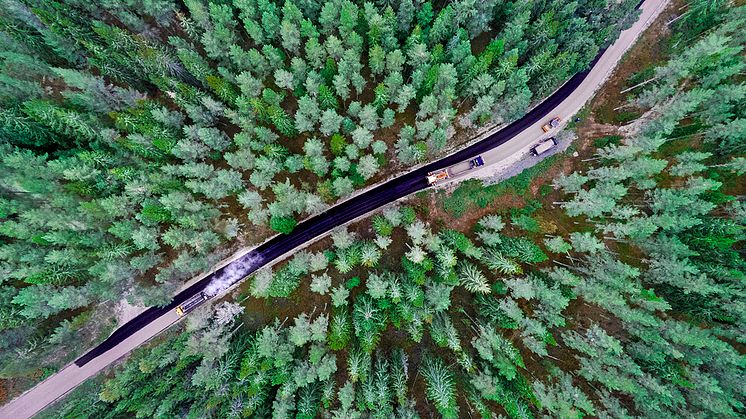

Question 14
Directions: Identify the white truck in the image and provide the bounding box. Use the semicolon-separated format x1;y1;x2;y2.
530;137;558;156
427;156;485;185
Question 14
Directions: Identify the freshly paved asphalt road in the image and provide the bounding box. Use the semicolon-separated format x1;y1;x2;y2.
0;0;668;416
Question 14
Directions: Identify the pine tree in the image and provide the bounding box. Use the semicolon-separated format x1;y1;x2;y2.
458;261;490;294
420;355;458;418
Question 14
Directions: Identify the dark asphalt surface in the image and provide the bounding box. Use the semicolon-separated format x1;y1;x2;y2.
75;48;605;367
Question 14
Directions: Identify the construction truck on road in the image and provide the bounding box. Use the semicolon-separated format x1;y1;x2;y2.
427;156;485;185
175;292;208;316
542;116;561;132
530;137;558;156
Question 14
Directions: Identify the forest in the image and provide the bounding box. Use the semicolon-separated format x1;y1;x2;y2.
0;0;642;396
2;0;746;417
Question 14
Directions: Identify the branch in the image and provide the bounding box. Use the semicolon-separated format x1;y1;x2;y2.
620;77;658;94
666;11;689;26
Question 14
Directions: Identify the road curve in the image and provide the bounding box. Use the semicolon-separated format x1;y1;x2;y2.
0;0;668;416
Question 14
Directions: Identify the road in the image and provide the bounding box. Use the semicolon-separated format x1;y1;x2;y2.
0;0;668;416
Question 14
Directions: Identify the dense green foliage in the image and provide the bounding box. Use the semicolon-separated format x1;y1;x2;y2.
6;0;746;417
51;94;746;415
46;2;746;417
0;0;641;389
